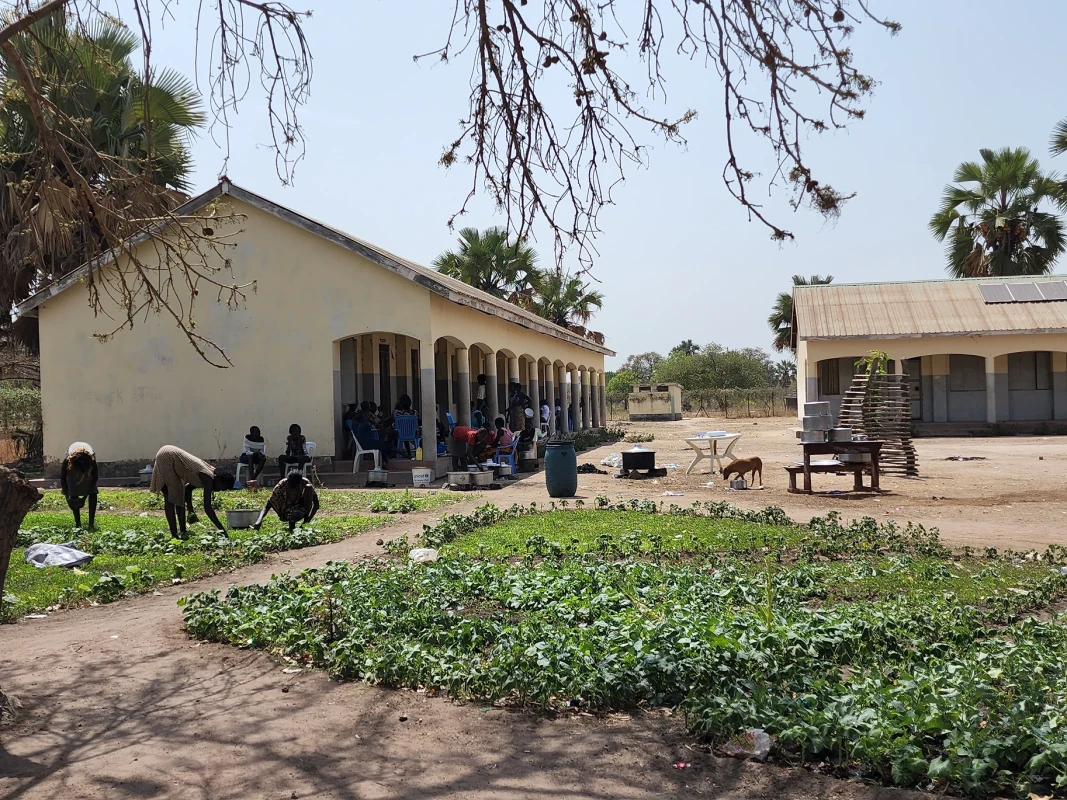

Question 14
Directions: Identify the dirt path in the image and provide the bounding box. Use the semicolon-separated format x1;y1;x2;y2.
1;491;925;800
6;418;1058;799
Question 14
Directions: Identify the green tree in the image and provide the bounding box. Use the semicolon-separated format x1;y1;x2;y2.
621;352;663;383
433;227;538;300
605;368;637;412
528;270;605;341
767;275;833;352
671;339;698;356
654;344;773;390
0;9;205;345
929;147;1065;278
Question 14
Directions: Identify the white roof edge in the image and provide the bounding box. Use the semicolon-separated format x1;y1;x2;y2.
17;180;615;357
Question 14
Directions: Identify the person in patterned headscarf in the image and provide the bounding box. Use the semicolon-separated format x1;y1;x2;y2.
61;441;99;529
149;445;234;539
252;472;319;532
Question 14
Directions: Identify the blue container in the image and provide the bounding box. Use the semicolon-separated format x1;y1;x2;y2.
545;441;578;498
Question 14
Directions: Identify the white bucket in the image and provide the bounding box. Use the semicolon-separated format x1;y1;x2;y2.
411;467;433;487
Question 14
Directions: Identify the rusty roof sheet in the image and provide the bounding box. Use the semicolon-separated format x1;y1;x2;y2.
793;277;1067;341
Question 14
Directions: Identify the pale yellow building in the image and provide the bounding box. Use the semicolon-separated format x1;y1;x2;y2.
18;180;613;469
793;277;1067;432
627;383;683;421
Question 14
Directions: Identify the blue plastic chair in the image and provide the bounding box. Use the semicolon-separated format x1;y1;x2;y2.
494;445;516;475
395;414;421;458
445;412;456;431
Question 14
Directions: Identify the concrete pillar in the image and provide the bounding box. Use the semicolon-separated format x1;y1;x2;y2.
993;354;1009;423
419;339;437;450
931;354;949;423
484;349;499;423
527;361;539;428
920;355;934;422
1054;352;1067;420
985;356;997;424
569;368;580;431
599;373;607;425
581;370;592;429
590;373;600;427
455;346;471;426
545;371;556;434
507;356;520;387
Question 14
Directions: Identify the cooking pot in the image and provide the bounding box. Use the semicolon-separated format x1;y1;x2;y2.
828;427;853;442
801;414;833;431
803;401;831;416
621;446;656;472
798;430;826;443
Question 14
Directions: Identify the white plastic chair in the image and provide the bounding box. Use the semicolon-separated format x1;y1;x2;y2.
282;441;316;480
235;438;267;487
351;431;381;472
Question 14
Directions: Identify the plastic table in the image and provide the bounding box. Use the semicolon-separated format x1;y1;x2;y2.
684;434;742;475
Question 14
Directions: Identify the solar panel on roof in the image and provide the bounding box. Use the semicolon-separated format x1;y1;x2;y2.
1038;281;1067;301
1007;283;1043;302
979;284;1013;303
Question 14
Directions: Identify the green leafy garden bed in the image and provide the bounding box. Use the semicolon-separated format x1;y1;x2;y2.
183;502;1067;797
2;511;389;619
31;488;469;515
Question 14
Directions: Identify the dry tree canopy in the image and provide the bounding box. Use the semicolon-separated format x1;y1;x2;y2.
0;0;897;366
425;0;899;266
0;0;312;367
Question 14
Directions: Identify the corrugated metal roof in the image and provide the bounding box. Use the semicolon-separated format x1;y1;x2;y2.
16;180;614;356
793;276;1067;341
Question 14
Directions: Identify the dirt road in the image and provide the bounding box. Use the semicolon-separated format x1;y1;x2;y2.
3;419;1057;799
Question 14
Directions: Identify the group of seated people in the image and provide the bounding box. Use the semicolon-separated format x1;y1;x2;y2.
238;423;312;483
450;411;537;470
342;395;422;468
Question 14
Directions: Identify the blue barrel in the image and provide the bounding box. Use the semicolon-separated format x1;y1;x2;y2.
545;441;578;497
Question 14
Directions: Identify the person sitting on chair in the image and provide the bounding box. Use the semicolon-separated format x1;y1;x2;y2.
354;411;393;466
61;441;99;530
149;445;233;539
253;471;320;532
393;395;418;457
278;424;310;479
494;416;515;451
238;426;267;482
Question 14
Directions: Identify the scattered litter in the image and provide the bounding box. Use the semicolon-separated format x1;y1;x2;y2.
826;489;845;495
577;463;607;475
662;491;684;497
1058;567;1067;576
409;548;439;564
600;453;622;468
138;512;149;518
24;542;94;569
281;686;290;693
944;455;986;461
673;761;691;770
282;667;302;674
719;728;773;762
703;482;715;488
398;715;409;722
110;635;119;639
1039;456;1045;460
663;463;680;470
24;613;48;620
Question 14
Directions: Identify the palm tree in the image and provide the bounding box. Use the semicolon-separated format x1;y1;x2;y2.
773;358;796;388
929;147;1065;278
767;274;833;352
529;269;604;340
672;339;699;356
0;10;204;345
432;227;538;300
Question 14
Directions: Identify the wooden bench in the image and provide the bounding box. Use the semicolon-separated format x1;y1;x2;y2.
784;459;870;493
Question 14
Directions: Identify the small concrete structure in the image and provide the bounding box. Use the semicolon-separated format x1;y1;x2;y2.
628;383;682;421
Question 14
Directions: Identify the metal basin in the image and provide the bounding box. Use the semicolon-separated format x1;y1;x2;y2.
226;509;259;529
801;414;833;431
828;427;853;442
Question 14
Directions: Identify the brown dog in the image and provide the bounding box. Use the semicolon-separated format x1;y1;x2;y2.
722;456;762;487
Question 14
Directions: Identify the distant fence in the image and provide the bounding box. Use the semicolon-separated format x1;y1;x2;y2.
608;388;794;419
0;385;42;464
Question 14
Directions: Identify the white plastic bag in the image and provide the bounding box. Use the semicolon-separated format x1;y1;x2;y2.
409;548;439;564
600;452;622;468
720;728;773;762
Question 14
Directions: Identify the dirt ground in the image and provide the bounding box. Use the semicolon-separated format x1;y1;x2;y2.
2;418;1060;799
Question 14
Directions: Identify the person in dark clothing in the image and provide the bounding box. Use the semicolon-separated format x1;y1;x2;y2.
239;426;267;481
508;382;530;432
253;472;320;532
61;442;99;530
278;423;311;478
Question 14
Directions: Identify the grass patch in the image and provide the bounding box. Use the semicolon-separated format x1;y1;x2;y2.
3;511;388;619
183;505;1067;798
31;487;472;515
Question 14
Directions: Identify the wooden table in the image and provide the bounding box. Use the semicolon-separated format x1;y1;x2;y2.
787;440;883;494
684;434;742;474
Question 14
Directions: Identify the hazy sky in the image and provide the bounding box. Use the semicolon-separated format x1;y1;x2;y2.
120;0;1067;367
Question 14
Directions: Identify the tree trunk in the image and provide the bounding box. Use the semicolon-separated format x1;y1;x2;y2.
0;466;40;731
0;465;42;607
